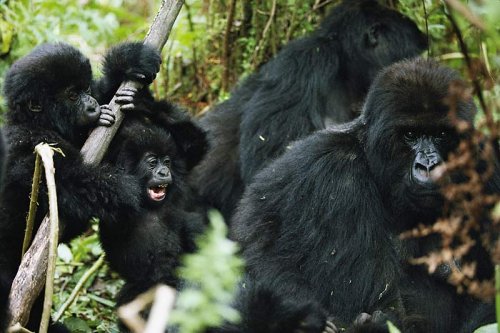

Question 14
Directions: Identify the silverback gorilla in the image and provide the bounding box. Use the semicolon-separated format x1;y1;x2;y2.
227;59;498;333
0;42;160;331
192;0;428;221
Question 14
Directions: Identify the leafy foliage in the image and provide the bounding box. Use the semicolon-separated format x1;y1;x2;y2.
53;221;122;333
169;210;244;333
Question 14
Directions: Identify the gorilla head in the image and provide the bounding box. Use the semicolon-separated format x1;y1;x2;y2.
3;43;102;144
363;58;477;227
318;0;428;94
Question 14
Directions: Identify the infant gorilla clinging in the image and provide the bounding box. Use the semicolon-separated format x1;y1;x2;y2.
99;85;209;307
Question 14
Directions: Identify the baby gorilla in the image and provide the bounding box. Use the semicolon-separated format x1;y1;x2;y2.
0;41;160;331
98;87;208;306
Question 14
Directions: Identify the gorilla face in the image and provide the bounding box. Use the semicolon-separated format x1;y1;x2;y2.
362;58;474;224
48;86;101;137
398;124;459;212
136;152;173;207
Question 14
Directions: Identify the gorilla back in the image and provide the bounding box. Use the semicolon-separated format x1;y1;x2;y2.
193;0;427;221
231;58;496;332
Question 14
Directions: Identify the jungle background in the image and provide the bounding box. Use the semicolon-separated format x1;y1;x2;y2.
0;0;499;332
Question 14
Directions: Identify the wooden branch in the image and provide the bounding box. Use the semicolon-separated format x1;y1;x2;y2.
144;285;176;333
35;144;60;333
221;0;236;92
117;285;176;333
7;323;34;333
7;0;184;328
8;216;50;327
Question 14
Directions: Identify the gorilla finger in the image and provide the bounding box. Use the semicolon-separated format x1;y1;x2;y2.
131;72;147;81
119;103;136;111
99;114;115;125
323;321;338;333
117;87;137;95
115;95;134;104
98;118;115;127
100;107;115;116
353;313;371;325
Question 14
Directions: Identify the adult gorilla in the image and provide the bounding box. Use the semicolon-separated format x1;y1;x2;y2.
230;58;498;332
192;0;428;221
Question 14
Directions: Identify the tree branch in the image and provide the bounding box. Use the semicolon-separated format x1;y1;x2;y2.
7;0;184;329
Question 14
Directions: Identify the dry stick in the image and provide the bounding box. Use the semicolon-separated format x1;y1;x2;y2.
35;144;60;333
117;288;156;333
22;153;42;256
52;254;105;323
221;0;236;92
7;0;184;328
251;0;277;67
144;285;176;333
7;323;34;333
117;285;177;333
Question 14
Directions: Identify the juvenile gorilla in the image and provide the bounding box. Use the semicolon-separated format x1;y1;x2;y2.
192;0;428;221
99;87;208;306
230;59;498;332
0;42;160;330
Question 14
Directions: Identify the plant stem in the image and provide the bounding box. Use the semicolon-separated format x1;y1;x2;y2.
22;153;42;256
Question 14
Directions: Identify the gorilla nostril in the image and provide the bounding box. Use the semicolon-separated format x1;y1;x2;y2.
87;104;100;115
414;162;430;179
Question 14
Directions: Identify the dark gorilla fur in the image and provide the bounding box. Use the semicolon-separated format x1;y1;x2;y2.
99;90;208;306
0;41;160;331
229;59;499;333
192;0;428;221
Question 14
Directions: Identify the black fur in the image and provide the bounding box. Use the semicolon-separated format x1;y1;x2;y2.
0;41;160;331
99;90;208;306
229;59;497;333
192;0;428;221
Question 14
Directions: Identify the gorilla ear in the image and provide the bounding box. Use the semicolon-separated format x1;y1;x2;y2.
365;24;381;47
28;100;42;113
169;121;209;171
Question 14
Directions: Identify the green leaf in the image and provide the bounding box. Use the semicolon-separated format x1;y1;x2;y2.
387;321;402;333
63;317;92;333
57;243;73;263
473;323;498;333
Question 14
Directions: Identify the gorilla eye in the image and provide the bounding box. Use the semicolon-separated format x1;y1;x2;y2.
85;87;92;94
404;131;417;140
163;157;170;165
148;158;157;168
68;91;79;101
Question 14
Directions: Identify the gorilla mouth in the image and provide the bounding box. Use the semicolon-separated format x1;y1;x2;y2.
148;184;168;201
